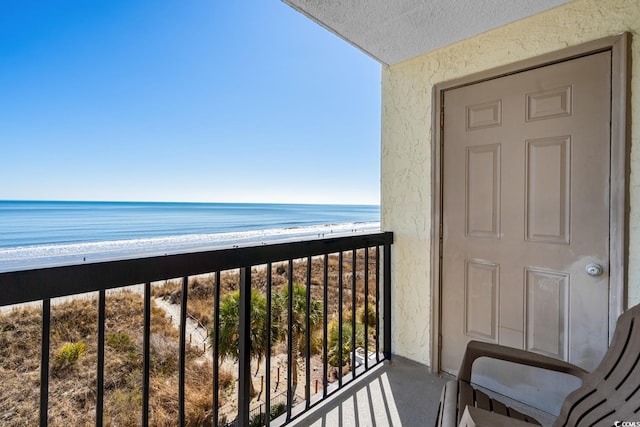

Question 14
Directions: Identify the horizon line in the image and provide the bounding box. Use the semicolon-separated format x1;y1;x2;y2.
0;198;381;207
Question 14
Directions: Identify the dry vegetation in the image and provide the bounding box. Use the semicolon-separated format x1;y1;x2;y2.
0;250;380;426
153;250;381;420
0;292;234;427
153;250;380;329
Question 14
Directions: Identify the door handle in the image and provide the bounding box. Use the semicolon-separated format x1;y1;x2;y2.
585;263;604;277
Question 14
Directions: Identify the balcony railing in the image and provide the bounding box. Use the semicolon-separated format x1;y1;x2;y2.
0;231;393;426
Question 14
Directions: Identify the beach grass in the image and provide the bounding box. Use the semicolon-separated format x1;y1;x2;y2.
152;250;380;329
0;291;234;426
0;250;379;426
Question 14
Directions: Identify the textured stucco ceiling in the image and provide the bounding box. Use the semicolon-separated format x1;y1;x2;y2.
282;0;573;65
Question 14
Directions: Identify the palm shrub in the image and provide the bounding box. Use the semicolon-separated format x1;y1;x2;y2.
209;284;323;401
274;283;323;399
210;289;282;397
327;319;365;367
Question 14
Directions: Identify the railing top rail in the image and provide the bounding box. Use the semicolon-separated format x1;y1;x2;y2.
0;232;393;307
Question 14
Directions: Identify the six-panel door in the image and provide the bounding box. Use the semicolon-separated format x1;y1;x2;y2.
441;51;612;413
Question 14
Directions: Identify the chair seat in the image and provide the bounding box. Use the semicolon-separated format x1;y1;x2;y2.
436;380;541;426
435;303;640;427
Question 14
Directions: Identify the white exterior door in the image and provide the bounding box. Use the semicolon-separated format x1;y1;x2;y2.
440;51;612;413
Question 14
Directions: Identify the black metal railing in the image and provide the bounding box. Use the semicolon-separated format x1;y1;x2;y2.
0;232;393;426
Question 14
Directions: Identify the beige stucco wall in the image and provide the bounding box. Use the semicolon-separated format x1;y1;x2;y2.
381;0;640;365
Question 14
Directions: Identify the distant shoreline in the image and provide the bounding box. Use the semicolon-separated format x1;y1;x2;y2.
0;221;381;273
0;199;380;207
0;200;380;272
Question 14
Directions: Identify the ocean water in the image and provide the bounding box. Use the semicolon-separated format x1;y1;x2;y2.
0;200;380;272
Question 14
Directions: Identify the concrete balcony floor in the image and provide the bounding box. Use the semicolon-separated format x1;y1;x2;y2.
288;356;556;427
288;357;451;426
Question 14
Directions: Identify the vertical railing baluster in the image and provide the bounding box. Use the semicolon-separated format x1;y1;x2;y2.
338;252;343;387
305;256;311;408
40;298;51;427
237;267;251;426
322;254;328;398
364;248;369;371
142;282;151;427
286;259;293;420
213;272;221;427
383;243;392;360
142;282;151;426
265;264;272;427
375;246;380;363
179;277;188;426
96;290;106;427
351;249;357;380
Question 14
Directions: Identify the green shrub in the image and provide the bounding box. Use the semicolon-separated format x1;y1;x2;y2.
270;403;286;420
106;332;136;352
55;341;87;365
247;403;287;427
327;320;364;367
248;412;267;427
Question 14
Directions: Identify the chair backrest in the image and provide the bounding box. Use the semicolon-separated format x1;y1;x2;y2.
554;303;640;426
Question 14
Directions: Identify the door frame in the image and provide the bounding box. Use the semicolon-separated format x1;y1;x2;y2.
430;33;631;372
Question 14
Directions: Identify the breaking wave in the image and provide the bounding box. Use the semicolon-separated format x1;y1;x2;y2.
0;221;380;272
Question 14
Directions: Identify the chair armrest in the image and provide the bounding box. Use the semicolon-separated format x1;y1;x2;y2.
458;340;588;383
459;406;538;427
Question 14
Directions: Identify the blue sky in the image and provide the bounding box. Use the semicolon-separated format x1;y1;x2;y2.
0;1;381;205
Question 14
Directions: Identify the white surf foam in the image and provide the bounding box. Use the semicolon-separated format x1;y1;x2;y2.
0;222;381;272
